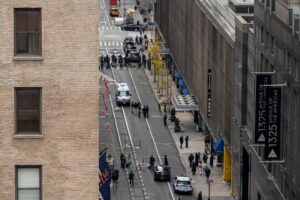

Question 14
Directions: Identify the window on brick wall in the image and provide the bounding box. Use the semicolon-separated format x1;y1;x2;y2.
15;88;41;134
14;8;41;56
16;166;41;200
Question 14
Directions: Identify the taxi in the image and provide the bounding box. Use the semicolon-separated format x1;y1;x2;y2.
110;7;120;17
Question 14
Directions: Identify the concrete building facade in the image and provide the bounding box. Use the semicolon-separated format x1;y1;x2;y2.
245;0;300;199
155;0;235;148
0;1;99;200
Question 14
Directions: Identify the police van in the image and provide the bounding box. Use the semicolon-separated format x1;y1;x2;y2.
116;83;131;106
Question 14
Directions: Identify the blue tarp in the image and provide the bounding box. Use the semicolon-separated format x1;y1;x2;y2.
178;79;186;87
182;88;190;95
175;71;182;79
213;138;224;153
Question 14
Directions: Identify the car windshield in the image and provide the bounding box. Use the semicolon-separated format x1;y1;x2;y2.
118;91;129;97
177;180;190;185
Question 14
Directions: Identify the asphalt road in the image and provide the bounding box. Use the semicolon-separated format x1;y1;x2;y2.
99;0;196;199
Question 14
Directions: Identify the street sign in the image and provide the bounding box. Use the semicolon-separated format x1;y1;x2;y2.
254;75;271;143
264;87;281;160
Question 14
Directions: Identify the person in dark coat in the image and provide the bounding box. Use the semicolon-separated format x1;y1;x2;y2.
142;106;146;118
204;166;211;183
179;135;184;149
120;154;126;168
149;155;155;170
195;153;200;167
112;169;119;188
209;153;215;167
191;161;197;175
138;103;141;117
163;112;167;126
188;153;194;168
203;153;208;164
145;105;149;117
129;170;134;186
164;154;169;166
197;191;203;200
185;135;189;148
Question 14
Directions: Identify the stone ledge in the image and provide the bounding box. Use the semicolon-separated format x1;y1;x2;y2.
13;56;44;61
13;134;44;139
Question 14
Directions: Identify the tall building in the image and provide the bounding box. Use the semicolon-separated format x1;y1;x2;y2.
0;1;99;199
244;0;300;199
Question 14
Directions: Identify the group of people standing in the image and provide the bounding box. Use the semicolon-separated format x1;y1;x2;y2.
131;101;150;118
179;135;189;148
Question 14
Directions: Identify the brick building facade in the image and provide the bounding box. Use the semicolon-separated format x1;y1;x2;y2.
0;1;99;199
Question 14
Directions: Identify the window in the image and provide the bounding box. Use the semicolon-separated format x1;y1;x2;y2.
260;26;264;43
15;88;41;134
271;36;274;54
271;0;275;12
14;8;41;56
16;166;41;200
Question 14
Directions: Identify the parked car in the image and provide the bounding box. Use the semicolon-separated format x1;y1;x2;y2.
123;36;134;44
121;24;140;31
154;165;171;181
173;176;192;194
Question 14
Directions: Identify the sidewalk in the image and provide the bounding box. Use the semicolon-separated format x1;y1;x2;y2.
144;68;233;200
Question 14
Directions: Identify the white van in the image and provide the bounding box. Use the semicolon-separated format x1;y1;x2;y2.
116;83;131;106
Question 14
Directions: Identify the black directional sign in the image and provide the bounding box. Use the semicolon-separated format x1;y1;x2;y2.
254;75;271;144
264;87;281;160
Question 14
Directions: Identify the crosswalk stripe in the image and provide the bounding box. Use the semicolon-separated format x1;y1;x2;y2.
100;41;103;46
112;41;115;46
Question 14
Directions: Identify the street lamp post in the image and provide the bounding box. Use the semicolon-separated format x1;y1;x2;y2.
208;179;213;200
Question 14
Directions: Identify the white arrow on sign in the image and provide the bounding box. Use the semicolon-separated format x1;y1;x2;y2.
268;149;278;158
257;134;265;142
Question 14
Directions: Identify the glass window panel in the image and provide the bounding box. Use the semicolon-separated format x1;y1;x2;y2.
18;168;39;188
16;13;28;32
18;189;39;200
14;9;41;55
17;111;40;132
17;89;40;110
16;33;29;54
28;12;40;32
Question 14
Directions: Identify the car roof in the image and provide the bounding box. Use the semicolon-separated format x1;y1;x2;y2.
117;83;129;90
176;176;191;181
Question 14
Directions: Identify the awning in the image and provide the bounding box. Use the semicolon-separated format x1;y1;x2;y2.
171;95;199;112
182;88;190;95
213;138;224;153
175;71;182;79
178;79;186;87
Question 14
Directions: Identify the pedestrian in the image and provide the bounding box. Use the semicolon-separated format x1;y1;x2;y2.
188;153;194;168
112;169;119;188
195;153;200;167
135;35;138;44
145;105;149;117
185;135;189;148
197;191;203;200
191;161;197;175
203;153;208;164
142;105;146;118
120;154;126;168
204;166;211;183
129;170;134;186
179;135;184;149
209;153;214;167
163;112;167;126
138;103;141;118
131;101;134;113
144;34;148;40
139;26;142;35
142;25;146;34
164;154;169;166
147;57;151;70
149;155;155;170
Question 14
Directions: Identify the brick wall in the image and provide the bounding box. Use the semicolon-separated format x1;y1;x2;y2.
0;1;99;199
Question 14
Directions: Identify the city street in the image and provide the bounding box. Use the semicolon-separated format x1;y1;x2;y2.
99;0;195;200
